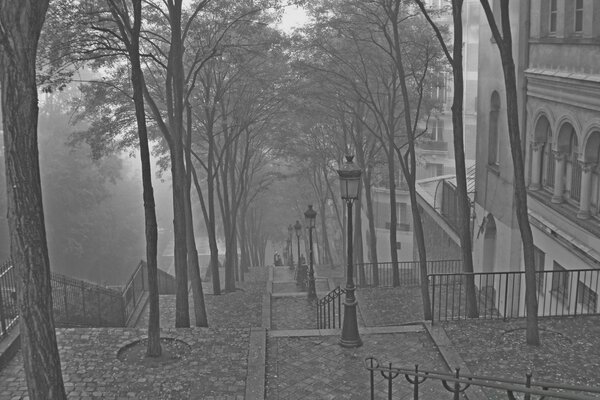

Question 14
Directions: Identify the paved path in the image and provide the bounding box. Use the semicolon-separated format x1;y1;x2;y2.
0;263;465;400
266;328;450;400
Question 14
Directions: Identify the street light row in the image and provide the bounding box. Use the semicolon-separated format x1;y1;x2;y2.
284;155;363;348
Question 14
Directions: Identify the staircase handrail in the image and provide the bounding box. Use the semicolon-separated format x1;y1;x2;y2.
316;286;346;329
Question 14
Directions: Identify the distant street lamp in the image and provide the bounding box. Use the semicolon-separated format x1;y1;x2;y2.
304;205;317;300
337;155;362;348
288;224;294;268
294;220;302;286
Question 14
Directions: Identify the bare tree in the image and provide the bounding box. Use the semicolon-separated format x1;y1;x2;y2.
480;0;539;345
413;0;478;318
105;0;162;354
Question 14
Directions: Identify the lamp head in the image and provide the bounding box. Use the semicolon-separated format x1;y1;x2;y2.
337;155;362;201
304;205;317;229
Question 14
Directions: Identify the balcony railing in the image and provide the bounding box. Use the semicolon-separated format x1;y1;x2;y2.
417;140;448;151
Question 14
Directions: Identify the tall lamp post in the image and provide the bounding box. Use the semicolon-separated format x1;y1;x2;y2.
304;205;317;300
294;220;302;266
288;224;294;268
338;155;362;348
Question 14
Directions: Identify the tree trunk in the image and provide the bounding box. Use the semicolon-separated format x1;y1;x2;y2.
388;0;432;319
115;0;162;356
480;0;539;345
0;1;67;398
167;0;189;328
450;0;479;318
318;201;334;266
387;147;400;287
184;104;208;327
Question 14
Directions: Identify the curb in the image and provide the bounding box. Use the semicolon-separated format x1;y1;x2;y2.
245;327;267;400
424;323;487;400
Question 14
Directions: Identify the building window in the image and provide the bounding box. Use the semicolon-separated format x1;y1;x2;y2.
551;262;569;303
431;118;445;141
533;246;545;294
574;0;584;34
577;281;598;312
543;141;555;190
399;203;408;224
395;242;402;250
549;0;558;35
564;129;580;202
488;92;501;166
585;131;600;217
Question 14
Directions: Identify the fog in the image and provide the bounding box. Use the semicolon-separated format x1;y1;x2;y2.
0;93;176;286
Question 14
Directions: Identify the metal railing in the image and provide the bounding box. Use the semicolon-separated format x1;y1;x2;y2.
52;273;125;327
429;268;600;322
122;260;177;324
0;258;178;342
355;260;462;288
316;286;346;329
0;260;18;337
365;356;600;399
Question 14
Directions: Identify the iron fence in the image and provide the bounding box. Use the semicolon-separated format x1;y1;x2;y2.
0;260;18;337
316;286;346;329
355;260;462;288
365;356;600;399
51;273;125;327
122;260;177;324
0;258;178;342
429;268;600;322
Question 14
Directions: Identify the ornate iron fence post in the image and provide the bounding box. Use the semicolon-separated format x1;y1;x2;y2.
405;364;428;400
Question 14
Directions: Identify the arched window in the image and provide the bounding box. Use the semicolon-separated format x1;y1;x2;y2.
534;116;553;189
488;92;501;166
585;132;600;217
567;130;580;201
557;123;580;202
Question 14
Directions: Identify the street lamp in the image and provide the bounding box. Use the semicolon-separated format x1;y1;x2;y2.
288;224;294;268
337;155;362;348
304;205;317;300
294;220;302;286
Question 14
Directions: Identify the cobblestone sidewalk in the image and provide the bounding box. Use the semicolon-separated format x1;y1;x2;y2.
0;266;268;400
0;327;251;400
266;330;450;400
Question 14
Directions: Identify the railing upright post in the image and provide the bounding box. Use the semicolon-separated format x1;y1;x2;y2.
524;372;532;400
0;288;6;336
63;280;68;323
97;290;101;326
430;275;435;325
369;358;375;400
387;363;393;400
453;368;461;400
81;281;86;322
503;274;509;320
575;270;581;316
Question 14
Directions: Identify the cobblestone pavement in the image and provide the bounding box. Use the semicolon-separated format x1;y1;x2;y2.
0;267;267;400
266;331;451;400
271;297;317;330
0;327;250;400
444;316;600;399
